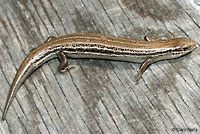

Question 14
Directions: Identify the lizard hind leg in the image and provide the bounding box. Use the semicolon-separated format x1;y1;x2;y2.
58;52;74;73
136;58;154;84
57;52;74;73
144;36;166;41
45;36;57;43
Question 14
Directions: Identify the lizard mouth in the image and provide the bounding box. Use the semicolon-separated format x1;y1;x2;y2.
172;44;197;56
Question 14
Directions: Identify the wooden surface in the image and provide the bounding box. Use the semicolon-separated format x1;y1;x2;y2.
0;0;200;133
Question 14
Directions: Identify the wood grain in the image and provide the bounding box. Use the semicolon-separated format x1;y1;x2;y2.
0;0;200;133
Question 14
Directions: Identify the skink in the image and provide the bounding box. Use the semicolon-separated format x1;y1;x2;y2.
2;33;197;120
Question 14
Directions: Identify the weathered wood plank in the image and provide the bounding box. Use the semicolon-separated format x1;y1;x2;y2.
0;0;200;133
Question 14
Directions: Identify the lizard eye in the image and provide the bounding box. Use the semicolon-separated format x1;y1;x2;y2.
177;46;190;52
183;46;190;51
